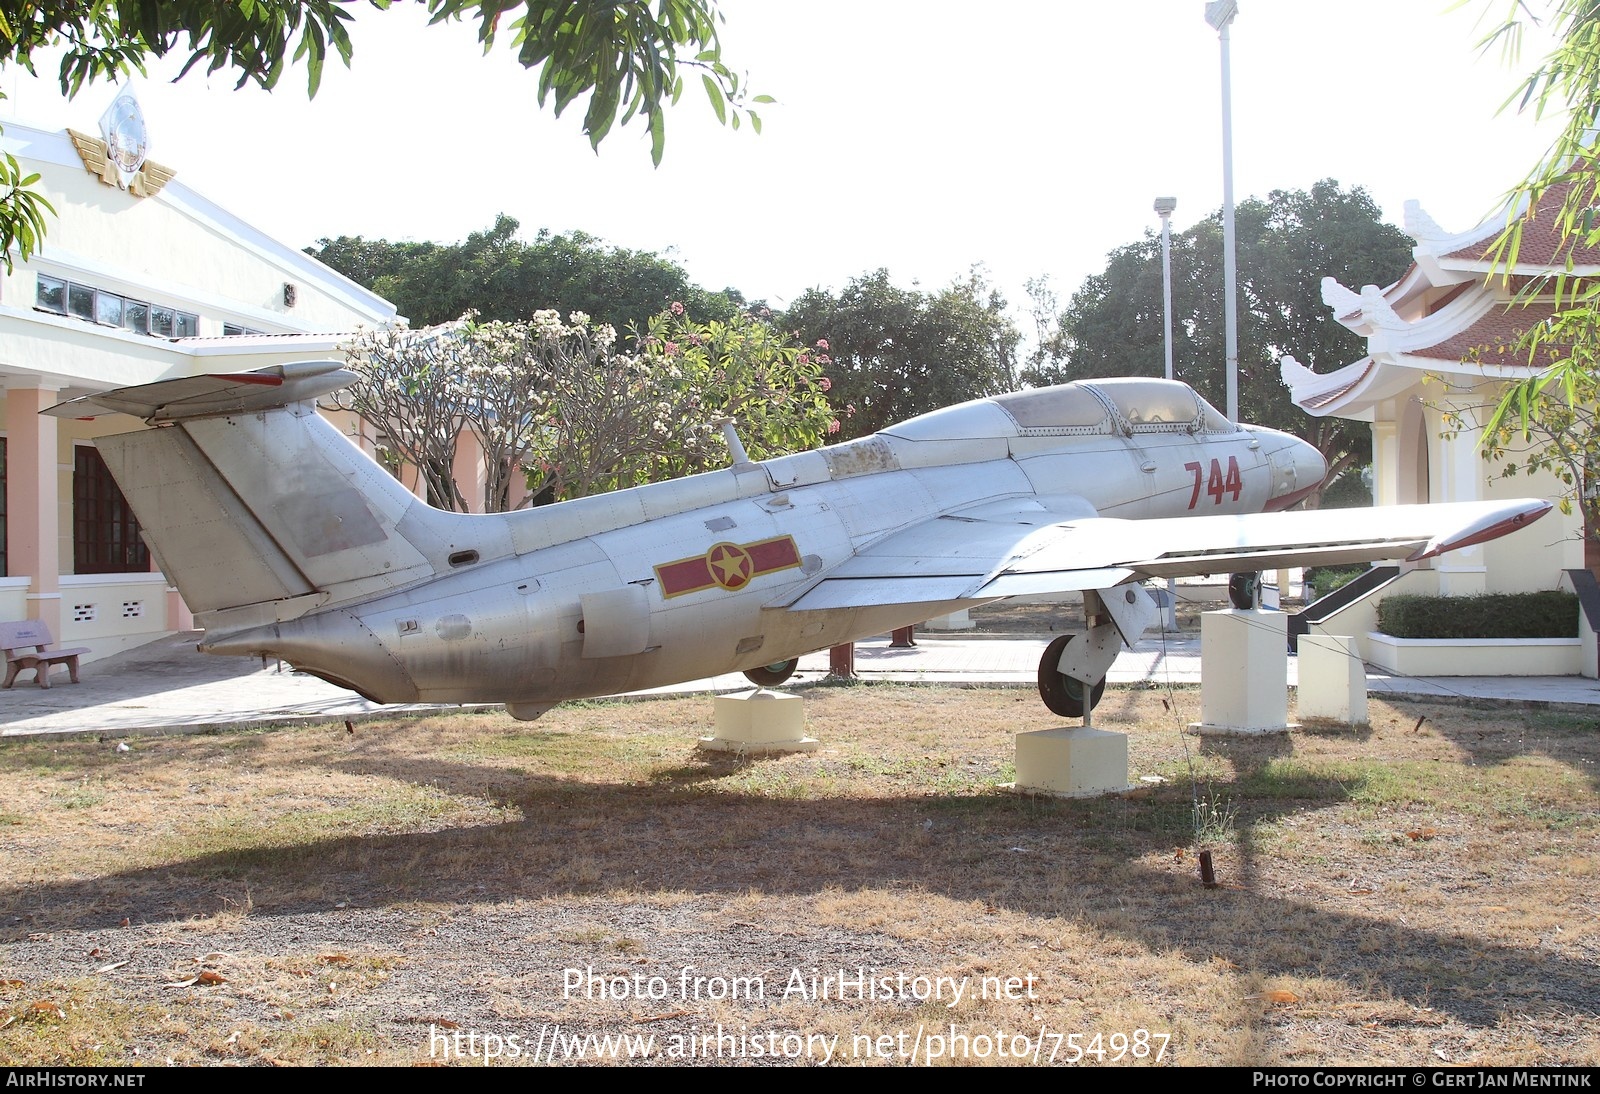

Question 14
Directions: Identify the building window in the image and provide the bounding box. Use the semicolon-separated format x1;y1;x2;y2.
222;323;265;336
37;275;197;339
153;305;199;337
73;446;149;575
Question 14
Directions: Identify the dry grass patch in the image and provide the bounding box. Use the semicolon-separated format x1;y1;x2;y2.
1;686;1597;1066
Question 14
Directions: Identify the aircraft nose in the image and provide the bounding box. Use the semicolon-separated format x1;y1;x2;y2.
1264;432;1326;511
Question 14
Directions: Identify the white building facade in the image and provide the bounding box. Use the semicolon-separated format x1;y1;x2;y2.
1;104;398;660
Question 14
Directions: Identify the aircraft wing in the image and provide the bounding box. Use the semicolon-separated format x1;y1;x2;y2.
781;496;1553;611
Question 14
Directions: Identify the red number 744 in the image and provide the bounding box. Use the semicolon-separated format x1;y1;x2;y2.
1184;457;1242;509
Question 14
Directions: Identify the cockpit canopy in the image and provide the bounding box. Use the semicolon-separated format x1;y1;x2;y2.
991;378;1235;436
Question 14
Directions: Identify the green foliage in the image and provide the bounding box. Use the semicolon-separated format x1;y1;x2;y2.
633;305;833;483
1306;564;1370;600
0;143;52;273
1474;2;1600;530
1320;463;1374;509
1376;591;1578;639
446;0;770;165
309;214;744;331
0;1;755;264
1029;180;1413;505
1460;307;1600;537
526;306;831;500
0;1;755;154
0;0;360;98
782;268;1020;441
340;304;830;508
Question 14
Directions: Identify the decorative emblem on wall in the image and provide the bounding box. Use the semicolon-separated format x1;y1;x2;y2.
98;88;148;187
67;87;175;197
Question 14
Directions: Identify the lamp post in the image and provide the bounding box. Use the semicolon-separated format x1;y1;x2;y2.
1204;0;1239;424
1154;196;1176;382
1154;197;1179;631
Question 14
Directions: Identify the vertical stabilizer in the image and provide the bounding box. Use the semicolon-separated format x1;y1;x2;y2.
47;363;466;637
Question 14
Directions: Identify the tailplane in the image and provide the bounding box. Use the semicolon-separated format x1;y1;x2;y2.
47;362;483;639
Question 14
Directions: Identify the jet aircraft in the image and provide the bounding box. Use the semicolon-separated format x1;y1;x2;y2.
48;362;1550;720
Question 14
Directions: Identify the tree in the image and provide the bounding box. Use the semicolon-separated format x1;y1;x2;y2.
0;0;763;269
1469;1;1600;552
1030;181;1414;505
334;304;832;509
309;214;744;331
633;305;834;484
334;314;547;512
783;268;1020;440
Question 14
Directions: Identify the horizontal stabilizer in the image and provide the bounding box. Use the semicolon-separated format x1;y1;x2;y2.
45;361;353;422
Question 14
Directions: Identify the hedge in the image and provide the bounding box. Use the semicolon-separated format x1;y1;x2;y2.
1376;591;1579;639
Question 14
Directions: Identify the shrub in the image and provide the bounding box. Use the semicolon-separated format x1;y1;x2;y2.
1306;564;1370;600
1376;591;1578;639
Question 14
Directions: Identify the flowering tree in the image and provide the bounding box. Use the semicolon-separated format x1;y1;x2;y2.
332;320;480;512
633;305;835;483
518;309;677;502
527;306;834;500
335;306;833;511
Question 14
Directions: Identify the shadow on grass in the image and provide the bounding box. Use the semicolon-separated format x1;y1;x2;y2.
1;738;1594;1030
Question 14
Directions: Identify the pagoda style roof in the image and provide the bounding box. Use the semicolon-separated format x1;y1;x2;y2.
1283;179;1593;420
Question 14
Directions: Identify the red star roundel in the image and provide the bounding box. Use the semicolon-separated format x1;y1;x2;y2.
706;542;754;590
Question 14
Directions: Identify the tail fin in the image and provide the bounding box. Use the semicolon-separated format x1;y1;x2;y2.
47;362;478;638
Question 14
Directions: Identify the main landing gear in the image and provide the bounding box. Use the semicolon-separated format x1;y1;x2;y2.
1034;585;1159;720
743;657;800;687
1037;634;1107;718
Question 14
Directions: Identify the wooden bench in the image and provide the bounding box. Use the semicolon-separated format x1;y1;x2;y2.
1;620;91;689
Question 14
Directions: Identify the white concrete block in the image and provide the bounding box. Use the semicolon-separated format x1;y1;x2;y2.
1297;633;1367;725
1010;726;1129;798
922;609;975;631
698;688;818;753
1192;609;1293;735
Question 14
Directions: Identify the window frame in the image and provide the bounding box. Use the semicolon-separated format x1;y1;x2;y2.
72;444;150;576
37;274;197;340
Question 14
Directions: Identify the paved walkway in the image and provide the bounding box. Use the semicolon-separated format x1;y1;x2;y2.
2;629;1597;739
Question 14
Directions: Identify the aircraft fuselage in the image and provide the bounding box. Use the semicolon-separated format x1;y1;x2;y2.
201;381;1320;711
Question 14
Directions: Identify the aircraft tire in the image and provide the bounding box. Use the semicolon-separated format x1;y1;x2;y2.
1037;634;1108;718
743;658;800;687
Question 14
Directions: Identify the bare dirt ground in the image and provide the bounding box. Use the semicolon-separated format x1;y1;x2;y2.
1;685;1597;1067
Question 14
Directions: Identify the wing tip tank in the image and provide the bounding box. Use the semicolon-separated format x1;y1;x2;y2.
1408;499;1554;562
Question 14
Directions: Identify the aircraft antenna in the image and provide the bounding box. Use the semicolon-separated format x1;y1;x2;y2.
716;417;751;467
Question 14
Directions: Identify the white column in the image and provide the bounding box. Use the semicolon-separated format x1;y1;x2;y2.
1370;419;1399;508
1435;399;1486;596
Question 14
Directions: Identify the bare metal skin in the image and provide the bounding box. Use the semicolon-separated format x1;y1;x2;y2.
49;363;1549;720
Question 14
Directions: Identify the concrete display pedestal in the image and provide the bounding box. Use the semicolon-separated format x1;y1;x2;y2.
1007;726;1130;798
923;609;975;632
1297;634;1367;725
1190;609;1295;736
698;688;819;753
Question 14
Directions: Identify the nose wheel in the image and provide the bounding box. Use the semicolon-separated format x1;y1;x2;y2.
1037;634;1107;718
743;657;800;687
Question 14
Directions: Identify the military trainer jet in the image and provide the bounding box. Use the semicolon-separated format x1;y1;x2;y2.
49;362;1549;720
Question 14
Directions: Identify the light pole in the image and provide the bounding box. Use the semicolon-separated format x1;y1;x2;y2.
1204;0;1239;424
1154;197;1179;630
1154;196;1176;382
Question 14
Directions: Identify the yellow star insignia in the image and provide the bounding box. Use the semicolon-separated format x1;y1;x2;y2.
707;543;754;589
